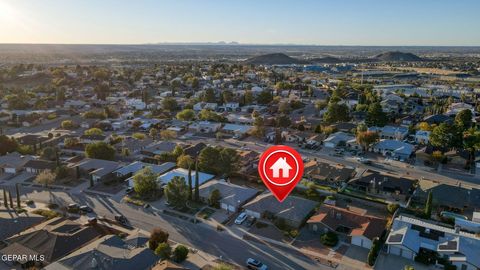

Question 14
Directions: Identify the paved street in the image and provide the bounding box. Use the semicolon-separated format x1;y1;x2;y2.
0;185;333;270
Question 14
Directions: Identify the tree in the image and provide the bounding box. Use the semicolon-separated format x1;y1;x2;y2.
35;170;56;188
84;128;104;136
424;191;433;218
0;135;18;155
164;176;189;209
417;122;433;131
222;90;234;104
198;147;221;174
173;245;189;263
162;97;178;112
85;142;115;160
455;109;473;131
133;167;158;198
430;123;462;151
244;90;254;105
61;120;75;129
387;203;399;215
320;231;338;247
432;150;444;165
365;102;387;127
251;116;266;138
41;147;57;161
63;136;79;148
149;228;169;250
3;189;7;207
155;243;171;260
149;128;158;140
170;80;181;97
160;130;176;141
256;90;273;105
323;102;350;124
208;189;221;208
176;109;195;121
278;101;291;114
132;133;146;140
275;114;291;128
188;164;193;201
218;148;239;177
463;129;480;169
177;154;194;169
194;159;200;202
356;131;379;151
202;88;216;102
15;183;21;208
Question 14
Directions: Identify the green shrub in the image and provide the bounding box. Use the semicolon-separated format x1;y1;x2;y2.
173;245;189;262
387;203;400;214
32;209;60;219
320;231;338;247
155;243;171;259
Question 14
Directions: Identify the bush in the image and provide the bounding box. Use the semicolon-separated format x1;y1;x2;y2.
320;231;338;247
155;243;171;259
32;209;61;219
387;203;400;214
173;245;189;262
148;228;169;250
367;238;381;266
47;203;58;209
289;229;299;238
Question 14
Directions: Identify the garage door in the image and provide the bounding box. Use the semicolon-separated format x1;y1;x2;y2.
389;246;401;256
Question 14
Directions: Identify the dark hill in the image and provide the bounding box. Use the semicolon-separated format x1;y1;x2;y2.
309;56;343;64
374;51;423;62
244;53;309;65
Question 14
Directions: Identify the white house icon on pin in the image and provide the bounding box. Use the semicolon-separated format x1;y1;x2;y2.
269;157;292;178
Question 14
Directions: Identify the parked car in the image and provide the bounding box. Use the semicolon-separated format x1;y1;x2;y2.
87;217;97;224
245;216;256;227
235;212;248;225
114;214;128;224
144;203;151;209
126;187;134;194
246;258;268;270
79;205;93;213
67;203;79;210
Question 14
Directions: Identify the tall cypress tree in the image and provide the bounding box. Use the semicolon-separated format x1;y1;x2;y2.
3;189;8;207
194;159;199;202
8;191;14;208
188;164;193;201
15;183;21;209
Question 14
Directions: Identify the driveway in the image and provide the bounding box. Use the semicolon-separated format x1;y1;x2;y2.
375;253;431;270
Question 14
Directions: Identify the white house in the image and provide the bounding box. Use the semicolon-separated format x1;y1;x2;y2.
189;121;222;133
415;130;431;144
126;98;146;110
198;180;258;212
373;140;414;160
323;132;355;148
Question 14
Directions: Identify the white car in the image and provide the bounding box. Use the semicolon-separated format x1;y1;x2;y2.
235;212;248;225
246;258;268;270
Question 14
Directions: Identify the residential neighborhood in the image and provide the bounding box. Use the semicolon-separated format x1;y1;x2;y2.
1;2;480;269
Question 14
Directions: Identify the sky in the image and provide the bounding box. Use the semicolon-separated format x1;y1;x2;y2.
0;0;479;46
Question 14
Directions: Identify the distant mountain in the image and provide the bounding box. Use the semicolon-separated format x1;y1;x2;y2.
244;53;309;65
373;51;423;62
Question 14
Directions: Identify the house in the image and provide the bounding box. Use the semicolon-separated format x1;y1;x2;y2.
304;161;356;186
221;124;253;138
307;204;387;249
158;168;214;187
0;217;111;267
119;161;176;187
373;139;414;160
386;215;480;270
193;102;218;112
23;159;57;174
189;121;222;133
243;193;318;228
415;130;431;144
323;132;355;148
152;261;189;270
369;126;409;141
182;143;207;158
0;152;34;174
199;180;258;212
348;170;416;202
141;141;177;157
44;234;158;270
423;114;453;125
71;158;121;183
0;207;45;242
79;134;107;144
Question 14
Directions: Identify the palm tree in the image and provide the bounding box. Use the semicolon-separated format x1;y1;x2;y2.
463;128;480;171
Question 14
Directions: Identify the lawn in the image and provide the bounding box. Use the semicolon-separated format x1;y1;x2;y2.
340;188;387;204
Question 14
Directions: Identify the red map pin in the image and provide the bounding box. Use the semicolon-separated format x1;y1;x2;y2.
258;145;304;202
